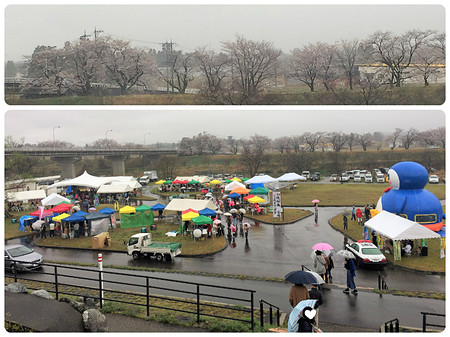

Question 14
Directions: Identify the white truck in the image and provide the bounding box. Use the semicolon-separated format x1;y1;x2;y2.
143;170;158;181
127;233;181;262
138;175;150;185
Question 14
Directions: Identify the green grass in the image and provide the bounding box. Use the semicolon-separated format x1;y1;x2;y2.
280;183;445;206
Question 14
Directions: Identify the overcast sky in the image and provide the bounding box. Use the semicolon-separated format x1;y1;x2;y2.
4;3;446;62
4;110;445;146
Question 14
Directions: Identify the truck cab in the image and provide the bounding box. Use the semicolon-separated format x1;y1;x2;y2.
139;175;150;185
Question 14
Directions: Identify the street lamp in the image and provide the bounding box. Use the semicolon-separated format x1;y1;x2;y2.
144;132;151;145
52;126;60;144
105;129;112;139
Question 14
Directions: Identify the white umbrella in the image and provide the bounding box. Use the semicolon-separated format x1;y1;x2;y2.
336;250;355;259
230;208;237;213
215;210;223;214
223;212;232;216
213;219;222;224
239;208;246;213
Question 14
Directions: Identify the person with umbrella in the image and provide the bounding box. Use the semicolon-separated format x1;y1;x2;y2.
288;299;321;333
343;257;357;294
308;284;323;327
313;250;327;282
289;283;310;308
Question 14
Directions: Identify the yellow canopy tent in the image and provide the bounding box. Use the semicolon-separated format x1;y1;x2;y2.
231;177;242;182
155;180;166;185
119;206;136;214
209;179;222;185
248;196;266;204
182;211;199;221
52;213;70;222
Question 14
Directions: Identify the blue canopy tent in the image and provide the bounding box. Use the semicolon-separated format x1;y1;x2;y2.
151;203;166;211
61;211;88;223
19;215;38;232
228;193;241;199
84;211;113;236
99;207;115;215
199;208;216;217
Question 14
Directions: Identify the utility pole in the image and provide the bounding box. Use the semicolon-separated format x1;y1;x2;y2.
161;41;175;93
94;27;103;41
80;30;91;40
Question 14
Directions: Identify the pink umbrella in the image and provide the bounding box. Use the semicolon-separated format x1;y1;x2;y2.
312;199;320;203
312;242;334;251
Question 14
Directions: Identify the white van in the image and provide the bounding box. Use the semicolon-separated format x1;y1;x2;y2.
302;171;310;179
139;175;150;185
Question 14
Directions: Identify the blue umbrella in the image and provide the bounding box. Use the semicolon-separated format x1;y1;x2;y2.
288;299;318;332
285;270;320;285
199;208;216;216
151;203;166;211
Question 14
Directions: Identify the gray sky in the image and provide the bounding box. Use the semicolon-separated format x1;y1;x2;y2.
4;110;445;146
4;3;446;62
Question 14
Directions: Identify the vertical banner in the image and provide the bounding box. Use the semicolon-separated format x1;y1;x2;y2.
440;237;445;259
363;227;369;240
272;191;281;218
394;241;402;261
94;194;99;207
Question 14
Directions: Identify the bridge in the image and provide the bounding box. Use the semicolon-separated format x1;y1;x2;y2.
5;147;178;179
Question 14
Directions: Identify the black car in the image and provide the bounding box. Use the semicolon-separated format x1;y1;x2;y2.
310;173;320;181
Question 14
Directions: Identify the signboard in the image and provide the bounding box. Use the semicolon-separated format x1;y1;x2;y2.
272;191;281;218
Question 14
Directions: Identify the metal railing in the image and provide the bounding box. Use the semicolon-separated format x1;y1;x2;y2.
6;262;256;330
382;318;399;332
421;312;445;332
259;299;280;328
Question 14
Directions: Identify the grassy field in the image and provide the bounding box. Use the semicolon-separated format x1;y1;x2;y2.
6;84;445;105
280;183;445;206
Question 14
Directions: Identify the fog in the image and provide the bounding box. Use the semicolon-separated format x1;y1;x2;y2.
4;3;445;62
4;110;445;146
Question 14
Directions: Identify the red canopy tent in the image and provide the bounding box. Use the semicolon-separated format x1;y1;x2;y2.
48;203;73;213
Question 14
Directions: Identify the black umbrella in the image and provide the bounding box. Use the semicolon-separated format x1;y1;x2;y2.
284;270;319;285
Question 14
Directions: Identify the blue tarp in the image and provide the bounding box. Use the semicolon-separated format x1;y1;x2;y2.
19;215;38;232
199;208;216;216
151;203;166;211
99;207;115;214
61;211;88;223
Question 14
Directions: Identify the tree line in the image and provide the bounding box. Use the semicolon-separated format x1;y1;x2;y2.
14;29;445;103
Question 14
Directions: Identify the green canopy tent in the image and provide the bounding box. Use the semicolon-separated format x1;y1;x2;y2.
135;204;152;212
191;215;213;225
250;187;270;195
120;211;154;228
187;180;199;185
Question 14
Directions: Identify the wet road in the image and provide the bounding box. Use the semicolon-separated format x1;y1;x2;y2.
13;201;445;294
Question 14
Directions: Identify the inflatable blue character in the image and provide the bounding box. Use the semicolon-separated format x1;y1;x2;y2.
376;161;444;232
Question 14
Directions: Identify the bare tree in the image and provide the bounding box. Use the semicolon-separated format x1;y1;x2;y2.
239;135;271;176
358;133;374;151
303;132;322;152
317;43;338;91
179;137;194;155
222;35;281;103
290;44;319;92
412;35;445;86
336;39;360;90
225;136;240;155
273;137;292;154
289;135;304;153
284;148;312;173
205;134;223;154
157;52;195;93
366;30;435;87
191;133;209;155
156;155;177;180
329;132;347;152
434;127;445;149
347;132;357;151
89;138;121;149
402;128;418;150
37;140;75;148
417;129;438;148
390;128;403;150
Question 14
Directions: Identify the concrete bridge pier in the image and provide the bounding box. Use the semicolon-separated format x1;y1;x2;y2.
105;155;128;176
51;157;81;179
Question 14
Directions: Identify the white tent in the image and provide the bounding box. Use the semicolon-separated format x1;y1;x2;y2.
6;190;46;202
41;193;71;206
97;183;135;194
224;180;246;191
165;199;217;212
245;175;277;184
277;172;306;181
48;171;113;189
364;211;441;241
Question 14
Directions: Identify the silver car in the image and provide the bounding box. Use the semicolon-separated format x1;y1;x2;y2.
4;244;44;272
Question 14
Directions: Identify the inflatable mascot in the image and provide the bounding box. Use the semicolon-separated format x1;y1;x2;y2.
376;161;444;232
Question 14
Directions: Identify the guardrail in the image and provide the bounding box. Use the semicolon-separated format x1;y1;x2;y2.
259;299;280;328
421;312;445;332
377;272;388;290
382;318;399;332
7;262;256;330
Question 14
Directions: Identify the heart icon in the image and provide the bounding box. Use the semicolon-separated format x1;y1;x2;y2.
304;308;316;320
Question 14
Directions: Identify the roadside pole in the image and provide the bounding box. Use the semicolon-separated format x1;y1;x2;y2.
98;253;104;305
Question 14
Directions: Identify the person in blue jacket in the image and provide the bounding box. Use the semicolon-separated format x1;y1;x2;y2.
343;257;357;294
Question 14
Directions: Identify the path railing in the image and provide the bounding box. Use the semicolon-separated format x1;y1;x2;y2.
259;299;280;328
421;312;445;332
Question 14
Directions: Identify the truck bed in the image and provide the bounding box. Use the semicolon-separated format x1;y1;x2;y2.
147;242;181;253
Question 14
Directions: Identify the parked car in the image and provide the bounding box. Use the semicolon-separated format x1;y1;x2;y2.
376;173;385;183
330;174;339;182
429;175;439;184
353;174;362;182
365;173;373;183
5;244;44;272
346;171;354;179
341;173;349;182
302;171;311;179
345;241;387;268
310;173;320;181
